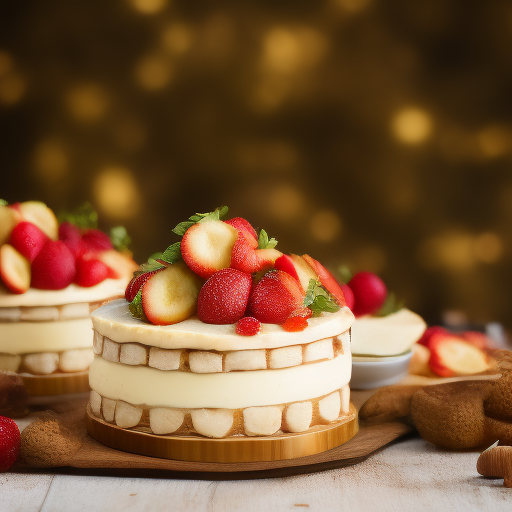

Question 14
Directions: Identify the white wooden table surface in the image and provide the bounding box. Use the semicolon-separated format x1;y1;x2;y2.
2;436;510;512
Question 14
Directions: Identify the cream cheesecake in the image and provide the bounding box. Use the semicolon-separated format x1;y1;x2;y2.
87;207;357;442
89;299;354;437
0;200;137;396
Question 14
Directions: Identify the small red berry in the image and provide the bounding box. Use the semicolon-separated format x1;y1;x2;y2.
236;316;261;336
282;316;308;332
0;416;20;472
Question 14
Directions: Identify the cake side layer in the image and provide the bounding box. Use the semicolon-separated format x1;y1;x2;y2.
0;317;94;354
89;352;352;409
92;299;355;351
350;308;426;356
0;277;127;307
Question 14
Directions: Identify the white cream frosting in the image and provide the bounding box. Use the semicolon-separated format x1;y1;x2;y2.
89;351;352;409
350;308;426;356
0;317;94;354
91;299;355;351
0;277;128;308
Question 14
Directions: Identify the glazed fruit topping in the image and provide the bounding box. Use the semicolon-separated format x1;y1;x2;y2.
0;200;135;293
127;206;346;334
235;316;261;336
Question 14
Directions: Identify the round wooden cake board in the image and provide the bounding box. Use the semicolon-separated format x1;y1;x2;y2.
21;371;90;398
85;403;359;464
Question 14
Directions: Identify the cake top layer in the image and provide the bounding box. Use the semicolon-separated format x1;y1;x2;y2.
0;277;128;307
350;308;426;356
92;299;354;351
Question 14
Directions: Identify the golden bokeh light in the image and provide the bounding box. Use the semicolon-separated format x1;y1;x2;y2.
336;0;372;13
66;84;109;122
130;0;168;15
309;209;342;242
474;232;503;263
33;140;69;181
268;184;304;221
135;54;172;91
353;244;387;273
477;125;512;158
161;24;193;54
93;167;142;219
0;73;26;106
392;107;432;144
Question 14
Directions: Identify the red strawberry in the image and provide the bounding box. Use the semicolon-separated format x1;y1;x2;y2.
236;316;261;336
230;230;260;273
125;269;162;302
31;240;76;290
197;268;252;324
348;272;387;317
461;331;492;351
9;222;48;263
80;229;113;253
274;254;301;282
341;284;355;310
282;316;308;332
249;270;304;324
417;326;449;348
225;217;257;240
74;257;109;287
0;415;20;471
302;255;346;306
58;222;82;258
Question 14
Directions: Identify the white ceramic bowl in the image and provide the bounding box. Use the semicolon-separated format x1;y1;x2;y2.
350;350;413;390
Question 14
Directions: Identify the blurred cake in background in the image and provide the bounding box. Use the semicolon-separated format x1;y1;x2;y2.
0;200;137;400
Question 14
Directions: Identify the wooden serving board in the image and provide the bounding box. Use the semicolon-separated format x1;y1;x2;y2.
15;393;413;479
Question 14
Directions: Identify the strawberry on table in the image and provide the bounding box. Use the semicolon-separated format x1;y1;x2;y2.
197;268;252;324
0;416;20;472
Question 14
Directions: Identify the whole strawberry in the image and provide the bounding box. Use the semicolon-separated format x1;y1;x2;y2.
58;222;82;258
249;270;304;324
74;256;109;287
197;268;252;324
31;240;76;290
348;271;387;317
80;229;113;253
0;416;20;472
9;222;48;263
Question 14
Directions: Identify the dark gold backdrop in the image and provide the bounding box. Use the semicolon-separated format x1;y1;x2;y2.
1;0;511;330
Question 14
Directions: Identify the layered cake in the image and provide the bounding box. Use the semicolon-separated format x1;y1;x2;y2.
87;207;356;452
0;200;137;397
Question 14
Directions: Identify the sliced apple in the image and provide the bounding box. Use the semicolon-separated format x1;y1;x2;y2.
181;220;238;278
0;244;31;294
142;262;203;325
303;254;346;306
18;201;58;240
96;249;138;279
428;333;490;377
0;205;21;246
288;254;319;291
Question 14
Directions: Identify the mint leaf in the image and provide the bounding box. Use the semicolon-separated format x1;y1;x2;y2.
375;292;404;317
0;199;8;207
58;202;98;229
129;290;145;320
110;226;131;252
140;257;166;273
172;206;229;236
304;279;340;316
258;229;278;249
161;242;182;264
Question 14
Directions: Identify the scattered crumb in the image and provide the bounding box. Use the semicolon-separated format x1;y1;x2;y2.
129;494;137;496
294;505;309;508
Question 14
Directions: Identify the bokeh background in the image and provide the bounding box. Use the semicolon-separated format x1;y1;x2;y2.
1;0;511;331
